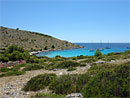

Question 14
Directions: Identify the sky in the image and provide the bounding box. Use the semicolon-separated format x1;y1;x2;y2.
0;0;129;43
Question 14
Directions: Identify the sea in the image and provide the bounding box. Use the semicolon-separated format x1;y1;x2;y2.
36;43;130;57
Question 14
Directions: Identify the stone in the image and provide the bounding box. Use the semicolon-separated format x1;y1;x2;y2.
65;93;83;98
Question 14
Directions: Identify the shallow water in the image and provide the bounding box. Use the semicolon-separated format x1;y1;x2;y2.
36;43;130;57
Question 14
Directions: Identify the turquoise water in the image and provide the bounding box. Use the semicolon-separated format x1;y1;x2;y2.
36;43;130;57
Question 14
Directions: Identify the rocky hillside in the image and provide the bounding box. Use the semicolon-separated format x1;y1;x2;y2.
0;26;81;51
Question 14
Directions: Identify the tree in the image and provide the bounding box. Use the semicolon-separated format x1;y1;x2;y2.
6;45;24;53
44;46;48;50
94;49;102;57
51;45;55;49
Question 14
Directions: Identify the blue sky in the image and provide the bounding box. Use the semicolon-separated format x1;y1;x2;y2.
0;0;129;43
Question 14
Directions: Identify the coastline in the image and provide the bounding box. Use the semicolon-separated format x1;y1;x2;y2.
30;46;84;56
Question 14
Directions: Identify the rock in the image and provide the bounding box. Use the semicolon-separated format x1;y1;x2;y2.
65;93;83;98
53;68;58;71
59;72;63;75
96;60;105;64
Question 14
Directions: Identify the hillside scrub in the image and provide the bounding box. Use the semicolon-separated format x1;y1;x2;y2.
0;67;11;72
44;60;81;70
23;61;130;97
0;70;25;77
23;73;56;91
0;27;80;51
23;64;44;71
82;62;130;97
0;45;30;62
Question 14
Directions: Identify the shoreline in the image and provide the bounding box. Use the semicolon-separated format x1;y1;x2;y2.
30;46;84;56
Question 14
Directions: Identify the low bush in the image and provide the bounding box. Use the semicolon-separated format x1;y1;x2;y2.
82;62;130;97
23;73;56;91
23;64;44;71
0;70;25;77
49;74;90;94
77;55;85;59
67;67;77;71
80;58;97;63
12;63;29;71
56;61;80;69
80;64;86;67
0;67;11;72
71;57;77;60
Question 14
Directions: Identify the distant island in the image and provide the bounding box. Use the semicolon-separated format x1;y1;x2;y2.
0;26;81;51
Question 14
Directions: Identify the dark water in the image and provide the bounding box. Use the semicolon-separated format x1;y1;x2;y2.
36;43;130;57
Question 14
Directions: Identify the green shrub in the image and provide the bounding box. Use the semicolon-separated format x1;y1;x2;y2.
31;93;65;98
80;58;97;63
71;57;77;60
12;63;30;71
56;61;80;69
0;70;25;77
82;62;130;97
77;55;85;59
49;74;90;94
23;73;56;91
94;49;102;57
0;67;11;72
67;67;76;71
0;56;9;62
80;64;86;67
124;50;130;55
23;64;44;71
26;56;39;63
6;45;24;53
49;74;77;94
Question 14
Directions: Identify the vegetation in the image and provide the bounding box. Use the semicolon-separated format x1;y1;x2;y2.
23;64;44;71
23;61;130;97
0;70;25;77
67;67;77;71
0;45;30;62
94;49;102;57
82;62;130;97
23;74;56;91
0;67;11;72
0;43;130;98
0;26;80;51
55;61;80;69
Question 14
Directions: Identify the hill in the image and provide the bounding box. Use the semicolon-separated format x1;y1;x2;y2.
0;26;81;51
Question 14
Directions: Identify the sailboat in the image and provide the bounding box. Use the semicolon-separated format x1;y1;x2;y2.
89;49;94;52
89;41;94;52
126;43;130;49
105;41;111;49
98;40;104;51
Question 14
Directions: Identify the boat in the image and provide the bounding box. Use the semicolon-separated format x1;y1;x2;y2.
126;46;130;49
97;40;104;51
97;48;104;51
126;43;130;49
89;49;94;52
105;41;111;49
105;47;111;49
89;41;95;52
